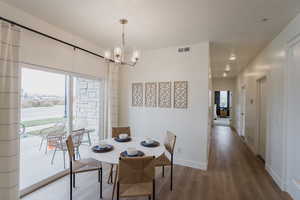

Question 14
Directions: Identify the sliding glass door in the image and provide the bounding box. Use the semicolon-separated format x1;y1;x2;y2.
20;66;103;194
20;67;69;190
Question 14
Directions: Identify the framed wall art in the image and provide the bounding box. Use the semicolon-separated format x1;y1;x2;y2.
145;82;157;107
158;82;171;108
132;82;143;107
174;81;188;109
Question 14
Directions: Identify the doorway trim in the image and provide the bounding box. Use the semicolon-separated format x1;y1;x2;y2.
282;33;300;194
255;76;268;160
239;85;246;137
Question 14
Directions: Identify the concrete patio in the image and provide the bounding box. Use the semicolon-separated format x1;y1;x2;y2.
20;135;95;190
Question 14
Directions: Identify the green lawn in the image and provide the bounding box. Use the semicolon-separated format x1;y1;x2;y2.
26;130;42;136
22;117;64;128
22;117;65;136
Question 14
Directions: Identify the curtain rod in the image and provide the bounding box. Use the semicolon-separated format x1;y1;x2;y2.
0;16;135;67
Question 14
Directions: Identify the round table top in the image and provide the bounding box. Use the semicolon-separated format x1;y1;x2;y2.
89;137;165;165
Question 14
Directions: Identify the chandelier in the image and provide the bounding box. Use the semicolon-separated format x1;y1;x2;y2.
104;19;140;66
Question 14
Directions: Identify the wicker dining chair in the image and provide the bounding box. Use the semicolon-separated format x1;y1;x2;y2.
116;156;156;200
108;127;131;184
66;135;103;200
39;123;66;154
51;129;84;168
112;127;131;138
155;131;177;191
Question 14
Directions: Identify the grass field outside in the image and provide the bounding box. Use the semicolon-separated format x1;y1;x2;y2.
21;117;64;136
22;117;64;128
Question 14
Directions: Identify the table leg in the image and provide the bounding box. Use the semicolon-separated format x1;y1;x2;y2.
108;164;114;184
112;165;118;200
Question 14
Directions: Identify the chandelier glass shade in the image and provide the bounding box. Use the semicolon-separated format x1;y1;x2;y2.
104;19;140;66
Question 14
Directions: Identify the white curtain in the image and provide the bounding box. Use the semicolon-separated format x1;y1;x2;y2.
0;21;21;200
104;63;119;139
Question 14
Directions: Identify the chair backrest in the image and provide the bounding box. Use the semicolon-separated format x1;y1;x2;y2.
71;129;85;147
66;135;75;161
112;127;131;138
65;129;84;161
55;119;66;130
118;156;155;184
164;131;177;154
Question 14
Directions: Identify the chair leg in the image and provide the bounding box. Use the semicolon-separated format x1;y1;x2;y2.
170;164;173;191
99;168;102;199
112;165;118;200
63;151;66;169
51;146;57;165
148;195;151;200
117;182;120;200
76;147;81;160
153;179;155;200
39;137;44;151
70;169;73;200
73;173;75;188
45;139;48;154
87;132;92;146
162;166;165;177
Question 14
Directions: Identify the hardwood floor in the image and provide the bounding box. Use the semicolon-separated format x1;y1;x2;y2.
22;126;291;200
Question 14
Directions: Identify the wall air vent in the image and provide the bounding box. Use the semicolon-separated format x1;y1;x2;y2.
178;47;190;53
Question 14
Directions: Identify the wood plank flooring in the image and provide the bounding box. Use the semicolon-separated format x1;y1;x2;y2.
22;126;291;200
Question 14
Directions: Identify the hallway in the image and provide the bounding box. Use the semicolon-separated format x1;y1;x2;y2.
22;125;291;200
208;125;290;200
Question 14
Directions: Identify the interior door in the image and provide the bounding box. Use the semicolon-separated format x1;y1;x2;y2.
258;77;267;160
240;87;246;136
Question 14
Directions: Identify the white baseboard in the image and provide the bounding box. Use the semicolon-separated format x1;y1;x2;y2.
244;138;256;154
265;164;284;190
174;159;207;170
287;179;300;200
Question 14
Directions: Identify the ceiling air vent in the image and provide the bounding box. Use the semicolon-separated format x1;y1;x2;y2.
178;47;190;53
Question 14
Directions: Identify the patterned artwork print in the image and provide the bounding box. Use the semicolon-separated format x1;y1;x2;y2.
145;82;157;107
158;82;171;108
132;83;143;107
174;81;188;109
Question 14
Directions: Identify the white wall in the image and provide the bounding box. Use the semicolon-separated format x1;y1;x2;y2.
119;42;211;170
234;11;300;198
212;78;236;92
212;78;237;127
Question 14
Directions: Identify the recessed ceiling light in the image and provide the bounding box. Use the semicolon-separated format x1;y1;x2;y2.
223;72;227;77
229;54;236;61
225;64;231;71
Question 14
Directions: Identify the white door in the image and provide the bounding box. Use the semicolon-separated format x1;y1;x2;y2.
286;38;300;199
240;87;246;137
258;77;267;160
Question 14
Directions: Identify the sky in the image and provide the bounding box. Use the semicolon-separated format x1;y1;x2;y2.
21;68;66;96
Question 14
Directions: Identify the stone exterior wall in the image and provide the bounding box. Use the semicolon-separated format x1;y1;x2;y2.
75;78;102;143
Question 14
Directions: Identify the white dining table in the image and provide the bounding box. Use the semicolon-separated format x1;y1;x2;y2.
89;137;165;200
89;137;166;164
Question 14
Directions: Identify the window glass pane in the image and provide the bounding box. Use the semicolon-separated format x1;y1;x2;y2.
220;91;228;108
20;67;68;190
